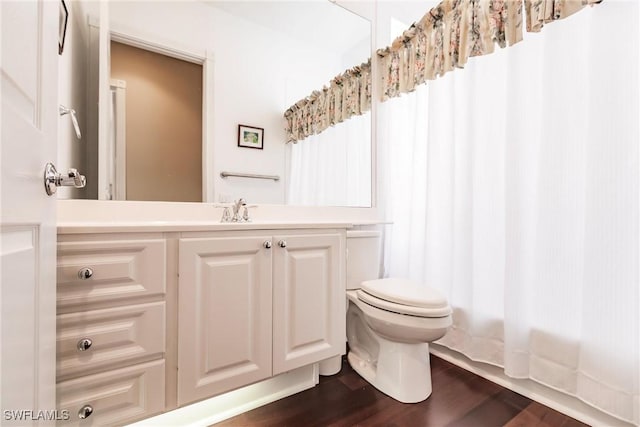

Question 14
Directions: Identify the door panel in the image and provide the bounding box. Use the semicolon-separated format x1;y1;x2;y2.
177;236;272;406
272;233;345;375
1;1;39;121
0;227;38;411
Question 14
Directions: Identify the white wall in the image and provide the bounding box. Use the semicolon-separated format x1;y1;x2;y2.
375;1;437;48
57;0;90;199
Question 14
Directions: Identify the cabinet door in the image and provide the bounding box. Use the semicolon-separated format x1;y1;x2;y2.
178;236;272;406
272;233;345;375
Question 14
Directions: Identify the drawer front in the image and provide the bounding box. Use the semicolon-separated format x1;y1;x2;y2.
57;239;166;309
57;302;165;380
57;359;165;426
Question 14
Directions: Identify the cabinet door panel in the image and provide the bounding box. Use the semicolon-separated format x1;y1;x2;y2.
273;233;345;375
178;237;272;406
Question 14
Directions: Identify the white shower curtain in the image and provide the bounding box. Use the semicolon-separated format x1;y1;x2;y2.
287;112;371;207
380;2;639;424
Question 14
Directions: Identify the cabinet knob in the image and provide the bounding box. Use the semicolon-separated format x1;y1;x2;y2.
78;405;93;419
278;240;287;248
263;241;272;249
77;338;92;351
77;267;93;280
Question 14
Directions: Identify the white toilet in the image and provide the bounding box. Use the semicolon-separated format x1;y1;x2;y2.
346;230;452;403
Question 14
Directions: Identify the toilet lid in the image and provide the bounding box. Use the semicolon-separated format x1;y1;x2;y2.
360;278;450;315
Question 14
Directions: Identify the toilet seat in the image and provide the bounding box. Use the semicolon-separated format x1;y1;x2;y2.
358;278;452;318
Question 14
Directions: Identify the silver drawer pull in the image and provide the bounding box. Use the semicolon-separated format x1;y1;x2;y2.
77;338;92;351
77;267;93;280
263;241;272;249
278;240;287;248
78;405;93;419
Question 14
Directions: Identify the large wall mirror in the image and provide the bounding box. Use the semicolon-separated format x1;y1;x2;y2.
58;0;373;207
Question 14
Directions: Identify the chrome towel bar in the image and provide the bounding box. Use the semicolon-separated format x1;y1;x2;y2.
220;171;280;181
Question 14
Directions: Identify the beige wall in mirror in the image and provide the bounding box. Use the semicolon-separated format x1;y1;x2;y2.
57;0;373;207
110;42;203;202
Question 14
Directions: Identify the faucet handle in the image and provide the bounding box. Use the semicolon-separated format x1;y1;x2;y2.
243;205;259;222
220;207;232;222
242;206;251;222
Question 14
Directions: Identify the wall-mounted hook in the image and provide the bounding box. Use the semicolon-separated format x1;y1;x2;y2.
59;105;82;140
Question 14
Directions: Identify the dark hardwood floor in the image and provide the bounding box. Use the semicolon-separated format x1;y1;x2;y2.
214;355;590;427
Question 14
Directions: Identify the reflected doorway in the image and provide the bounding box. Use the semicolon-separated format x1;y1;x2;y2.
109;41;203;202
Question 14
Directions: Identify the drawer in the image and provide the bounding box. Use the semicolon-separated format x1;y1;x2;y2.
57;239;166;309
57;302;165;380
57;359;165;426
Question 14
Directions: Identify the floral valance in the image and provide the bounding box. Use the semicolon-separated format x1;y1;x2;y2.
378;0;601;100
378;0;524;99
284;0;601;143
284;60;371;144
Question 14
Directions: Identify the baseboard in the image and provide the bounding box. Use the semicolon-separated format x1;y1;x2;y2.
430;344;634;427
127;364;318;427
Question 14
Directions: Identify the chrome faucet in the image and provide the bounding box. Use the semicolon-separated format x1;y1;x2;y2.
219;198;255;223
232;198;246;222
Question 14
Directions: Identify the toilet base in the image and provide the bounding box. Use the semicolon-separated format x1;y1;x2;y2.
347;340;433;403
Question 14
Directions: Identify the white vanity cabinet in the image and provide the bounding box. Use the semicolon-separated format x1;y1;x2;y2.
55;235;167;426
54;223;349;423
177;230;345;406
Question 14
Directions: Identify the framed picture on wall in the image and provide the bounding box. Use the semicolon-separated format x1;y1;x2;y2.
58;0;69;55
238;125;264;150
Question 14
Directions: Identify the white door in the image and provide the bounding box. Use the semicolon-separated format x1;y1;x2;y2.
177;236;272;406
1;0;58;422
272;233;345;375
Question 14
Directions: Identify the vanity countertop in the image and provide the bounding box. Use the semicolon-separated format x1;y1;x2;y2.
56;200;388;234
56;220;373;234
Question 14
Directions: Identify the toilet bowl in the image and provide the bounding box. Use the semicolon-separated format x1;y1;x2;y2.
345;230;452;403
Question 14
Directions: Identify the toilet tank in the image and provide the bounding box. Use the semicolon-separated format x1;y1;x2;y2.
346;230;382;290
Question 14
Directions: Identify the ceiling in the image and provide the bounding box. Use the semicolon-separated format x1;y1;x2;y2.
204;1;371;55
